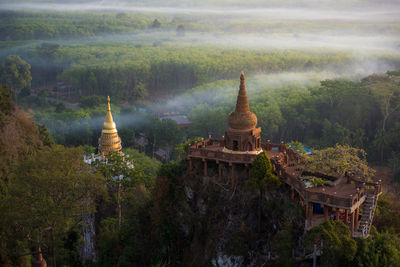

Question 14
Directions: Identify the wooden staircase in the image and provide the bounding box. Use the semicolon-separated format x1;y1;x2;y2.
355;193;377;238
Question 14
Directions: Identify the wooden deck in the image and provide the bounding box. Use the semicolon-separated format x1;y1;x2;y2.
187;139;382;237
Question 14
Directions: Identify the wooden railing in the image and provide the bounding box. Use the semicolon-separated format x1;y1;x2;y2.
271;158;364;208
265;143;367;209
189;139;380;209
350;177;382;196
188;139;256;163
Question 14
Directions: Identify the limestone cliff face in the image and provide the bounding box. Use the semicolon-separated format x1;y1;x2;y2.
173;166;305;266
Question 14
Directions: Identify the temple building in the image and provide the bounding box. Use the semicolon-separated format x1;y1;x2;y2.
188;72;263;188
98;96;122;160
225;72;261;152
188;72;381;238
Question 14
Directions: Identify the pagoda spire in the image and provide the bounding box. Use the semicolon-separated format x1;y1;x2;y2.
104;95;114;129
98;96;122;159
235;72;250;113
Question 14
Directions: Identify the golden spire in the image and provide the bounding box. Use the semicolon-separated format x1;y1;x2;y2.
102;95;117;134
98;96;122;158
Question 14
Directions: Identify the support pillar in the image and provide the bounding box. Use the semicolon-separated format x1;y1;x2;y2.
345;209;349;225
351;212;355;236
355;208;359;230
189;158;193;173
336;209;340;221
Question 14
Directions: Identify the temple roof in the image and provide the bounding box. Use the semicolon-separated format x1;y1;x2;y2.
227;72;258;130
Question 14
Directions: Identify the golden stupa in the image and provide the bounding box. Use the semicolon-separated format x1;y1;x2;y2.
98;96;122;159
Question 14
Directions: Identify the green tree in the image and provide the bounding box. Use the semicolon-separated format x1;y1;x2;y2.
4;145;105;267
0;55;31;103
154;119;183;156
362;73;400;132
36;124;55;147
0;84;13;128
173;137;203;162
302;144;375;181
246;151;280;233
353;228;400;267
305;220;357;267
271;228;296;267
95;151;140;229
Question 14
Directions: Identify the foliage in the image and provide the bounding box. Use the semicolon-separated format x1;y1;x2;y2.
1;145;106;266
246;151;280;193
36;123;55;147
305;220;357;266
0;55;31;101
287;140;307;154
123;148;162;179
154;118;183;149
352;228;400;267
271;227;296;267
302;144;376;180
310;177;325;187
0;84;13;115
150;162;187;265
173;136;203;162
375;196;400;234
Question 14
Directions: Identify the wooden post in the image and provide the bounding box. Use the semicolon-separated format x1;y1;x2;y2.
336;209;340;221
309;202;314;227
345;209;349;225
189;158;193;173
351;212;355;236
324;205;329;221
355;208;359;230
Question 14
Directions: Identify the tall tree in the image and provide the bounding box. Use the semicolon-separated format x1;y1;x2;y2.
246;151;280;233
4;146;105;267
0;55;31;103
362;73;400;132
94;151;138;229
306;220;357;266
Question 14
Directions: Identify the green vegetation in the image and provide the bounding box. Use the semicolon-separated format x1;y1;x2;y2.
306;220;357;266
1;4;400;267
0;55;31;102
246;151;280;233
302;144;376;180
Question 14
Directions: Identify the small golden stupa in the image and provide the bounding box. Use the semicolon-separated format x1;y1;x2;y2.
98;96;122;159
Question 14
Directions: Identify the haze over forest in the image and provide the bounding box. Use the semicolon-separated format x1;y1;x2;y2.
1;1;400;266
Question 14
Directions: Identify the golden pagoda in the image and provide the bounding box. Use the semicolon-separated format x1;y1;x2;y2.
98;96;122;159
